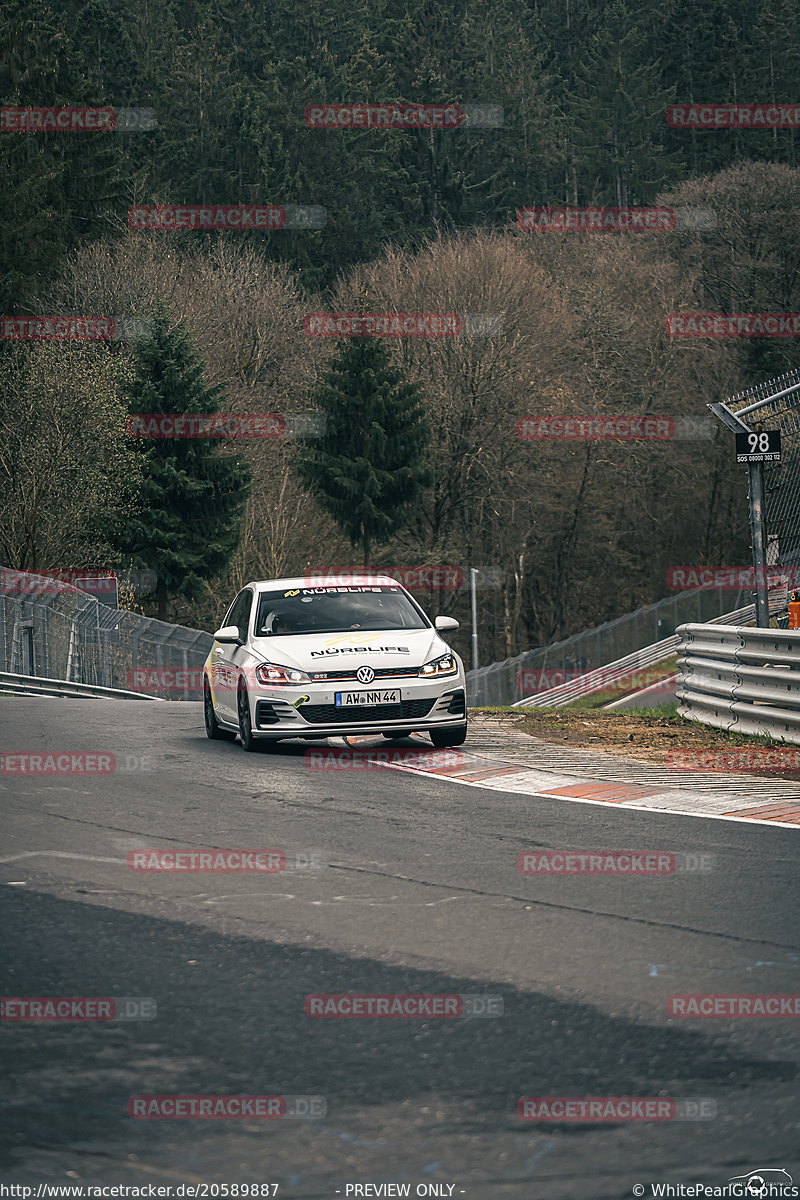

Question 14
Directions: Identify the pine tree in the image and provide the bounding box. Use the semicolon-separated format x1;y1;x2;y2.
282;10;424;286
0;0;123;311
297;336;432;563
566;0;683;204
454;0;561;219
156;13;241;200
119;302;251;619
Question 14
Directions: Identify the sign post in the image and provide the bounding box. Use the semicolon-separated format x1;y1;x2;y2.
735;430;781;465
709;408;777;628
733;432;780;630
470;568;479;673
745;459;770;629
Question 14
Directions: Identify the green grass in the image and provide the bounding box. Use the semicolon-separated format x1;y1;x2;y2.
563;657;680;711
470;701;683;719
469;705;523;713
617;703;681;720
471;702;790;748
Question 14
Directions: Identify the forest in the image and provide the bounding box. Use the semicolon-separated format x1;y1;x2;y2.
2;0;799;664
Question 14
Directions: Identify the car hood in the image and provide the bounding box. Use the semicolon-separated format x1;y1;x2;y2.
251;628;451;673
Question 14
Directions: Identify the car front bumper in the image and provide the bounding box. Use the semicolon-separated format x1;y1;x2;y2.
240;678;467;738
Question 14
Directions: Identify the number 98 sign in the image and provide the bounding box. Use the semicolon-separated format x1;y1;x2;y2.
735;429;781;463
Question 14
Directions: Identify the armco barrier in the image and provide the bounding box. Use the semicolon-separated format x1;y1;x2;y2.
676;623;800;745
0;671;164;700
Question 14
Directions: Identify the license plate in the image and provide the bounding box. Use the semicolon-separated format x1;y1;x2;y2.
335;690;401;707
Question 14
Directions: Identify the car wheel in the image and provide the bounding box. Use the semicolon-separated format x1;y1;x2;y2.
382;731;411;739
204;679;236;741
430;723;467;748
237;682;260;751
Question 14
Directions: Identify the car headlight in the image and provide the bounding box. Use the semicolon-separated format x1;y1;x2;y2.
255;663;311;686
419;653;458;677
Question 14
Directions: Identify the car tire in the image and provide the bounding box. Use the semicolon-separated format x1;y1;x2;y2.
237;681;261;751
204;679;236;741
430;723;467;747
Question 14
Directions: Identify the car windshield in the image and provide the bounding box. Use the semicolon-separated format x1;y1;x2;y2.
255;586;430;636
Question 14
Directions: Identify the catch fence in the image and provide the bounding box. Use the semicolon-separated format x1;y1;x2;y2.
0;568;213;699
466;586;766;707
734;369;800;573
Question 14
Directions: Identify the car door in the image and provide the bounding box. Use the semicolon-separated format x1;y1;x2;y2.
213;588;253;722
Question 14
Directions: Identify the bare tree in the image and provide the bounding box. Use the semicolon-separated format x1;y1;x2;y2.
0;344;141;571
43;235;338;624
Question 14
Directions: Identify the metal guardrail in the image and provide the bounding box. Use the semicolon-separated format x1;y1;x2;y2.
512;592;788;708
466;582;772;707
0;671;165;700
675;624;800;745
513;635;679;709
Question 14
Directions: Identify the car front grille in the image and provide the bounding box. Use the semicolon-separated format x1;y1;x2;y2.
300;699;435;725
309;667;420;681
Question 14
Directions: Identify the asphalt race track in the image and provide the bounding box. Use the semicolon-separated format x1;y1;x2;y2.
2;697;799;1198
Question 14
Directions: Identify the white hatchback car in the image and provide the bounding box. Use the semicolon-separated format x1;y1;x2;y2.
203;576;468;750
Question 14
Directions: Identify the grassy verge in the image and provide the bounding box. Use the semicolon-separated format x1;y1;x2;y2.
562;657;679;711
468;704;799;775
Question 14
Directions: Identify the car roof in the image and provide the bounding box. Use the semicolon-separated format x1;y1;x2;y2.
245;575;404;591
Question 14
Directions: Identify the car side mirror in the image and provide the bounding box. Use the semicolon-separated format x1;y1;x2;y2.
213;624;242;644
435;616;459;632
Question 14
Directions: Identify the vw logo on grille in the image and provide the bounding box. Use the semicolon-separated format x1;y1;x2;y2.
356;666;375;684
